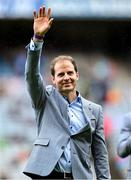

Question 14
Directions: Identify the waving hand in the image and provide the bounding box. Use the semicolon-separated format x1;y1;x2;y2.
33;6;54;37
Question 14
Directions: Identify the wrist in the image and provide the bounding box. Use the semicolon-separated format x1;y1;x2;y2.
33;34;44;42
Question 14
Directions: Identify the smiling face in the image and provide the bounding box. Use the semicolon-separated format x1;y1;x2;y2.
51;59;79;96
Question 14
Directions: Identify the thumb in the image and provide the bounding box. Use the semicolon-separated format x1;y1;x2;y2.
49;18;54;28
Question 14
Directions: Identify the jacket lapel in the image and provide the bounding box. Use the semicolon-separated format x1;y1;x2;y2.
53;88;70;127
80;97;96;133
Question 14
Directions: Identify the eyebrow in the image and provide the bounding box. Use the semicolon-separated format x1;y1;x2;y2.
57;70;74;76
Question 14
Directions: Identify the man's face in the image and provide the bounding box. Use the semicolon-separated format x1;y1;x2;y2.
51;60;79;95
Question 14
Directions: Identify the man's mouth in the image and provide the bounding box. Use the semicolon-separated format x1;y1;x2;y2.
63;82;71;85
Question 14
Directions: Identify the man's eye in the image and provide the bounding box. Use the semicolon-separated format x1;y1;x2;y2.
68;72;73;75
58;73;64;77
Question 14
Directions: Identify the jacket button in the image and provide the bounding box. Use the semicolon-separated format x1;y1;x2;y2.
61;146;65;150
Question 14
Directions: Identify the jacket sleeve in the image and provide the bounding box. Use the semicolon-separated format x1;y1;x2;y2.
25;48;46;110
117;114;131;158
91;105;111;179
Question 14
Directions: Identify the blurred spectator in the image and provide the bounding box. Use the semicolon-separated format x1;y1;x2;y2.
117;112;131;179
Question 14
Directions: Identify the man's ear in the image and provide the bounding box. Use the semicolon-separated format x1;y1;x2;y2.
76;72;79;80
51;75;55;85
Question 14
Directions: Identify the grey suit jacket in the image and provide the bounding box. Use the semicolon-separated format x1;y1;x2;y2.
117;112;131;179
23;48;111;179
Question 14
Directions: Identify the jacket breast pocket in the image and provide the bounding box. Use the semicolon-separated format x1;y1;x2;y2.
33;138;50;146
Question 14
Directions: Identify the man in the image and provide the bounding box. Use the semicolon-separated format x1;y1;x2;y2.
23;6;111;179
117;112;131;179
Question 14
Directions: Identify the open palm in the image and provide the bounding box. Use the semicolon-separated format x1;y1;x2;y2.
33;6;53;36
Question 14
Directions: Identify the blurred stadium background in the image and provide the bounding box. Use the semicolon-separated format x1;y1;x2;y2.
0;0;131;179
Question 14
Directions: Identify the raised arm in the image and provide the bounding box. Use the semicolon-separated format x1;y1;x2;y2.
25;6;53;110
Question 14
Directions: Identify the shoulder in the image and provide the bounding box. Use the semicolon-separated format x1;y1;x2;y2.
123;112;131;127
46;85;54;93
81;97;102;121
45;85;61;98
82;97;101;111
45;85;57;96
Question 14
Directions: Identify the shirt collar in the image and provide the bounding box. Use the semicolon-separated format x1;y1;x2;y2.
77;93;81;103
63;91;81;104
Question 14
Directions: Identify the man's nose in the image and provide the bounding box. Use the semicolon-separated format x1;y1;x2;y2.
63;74;69;80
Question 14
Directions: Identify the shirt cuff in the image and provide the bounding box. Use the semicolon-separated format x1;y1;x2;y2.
29;39;43;51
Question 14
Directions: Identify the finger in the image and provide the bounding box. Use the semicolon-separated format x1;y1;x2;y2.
33;10;37;19
38;7;42;17
49;18;54;27
40;7;43;17
47;8;51;19
42;6;46;17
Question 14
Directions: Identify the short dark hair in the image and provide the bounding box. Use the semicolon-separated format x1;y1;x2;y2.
50;55;78;76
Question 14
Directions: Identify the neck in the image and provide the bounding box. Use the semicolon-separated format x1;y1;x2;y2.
61;91;77;103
